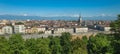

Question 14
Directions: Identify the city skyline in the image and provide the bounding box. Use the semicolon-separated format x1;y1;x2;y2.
0;0;120;17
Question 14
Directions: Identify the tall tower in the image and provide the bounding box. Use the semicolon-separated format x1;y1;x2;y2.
78;14;82;26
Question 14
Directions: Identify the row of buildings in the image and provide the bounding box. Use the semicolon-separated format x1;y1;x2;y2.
0;24;25;34
0;23;111;35
0;24;89;35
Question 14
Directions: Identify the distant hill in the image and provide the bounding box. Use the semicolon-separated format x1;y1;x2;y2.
0;15;117;20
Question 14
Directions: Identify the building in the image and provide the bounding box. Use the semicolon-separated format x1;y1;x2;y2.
0;28;3;34
25;28;32;34
78;14;82;26
2;26;13;34
44;30;52;34
98;26;111;31
14;25;25;34
37;27;46;32
0;20;9;25
31;27;38;34
65;28;74;33
25;26;46;34
74;27;88;33
54;27;65;34
103;27;111;31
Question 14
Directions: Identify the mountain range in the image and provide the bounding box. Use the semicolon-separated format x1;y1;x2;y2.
0;15;117;21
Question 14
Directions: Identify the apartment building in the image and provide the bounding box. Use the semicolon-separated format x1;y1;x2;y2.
2;26;13;34
14;25;25;33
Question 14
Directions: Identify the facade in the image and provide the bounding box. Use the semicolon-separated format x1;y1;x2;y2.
14;25;25;33
97;25;111;31
2;26;13;34
0;23;6;25
25;28;32;34
44;30;52;34
0;28;3;34
54;28;65;34
37;27;46;32
31;27;38;33
65;28;74;33
99;26;111;31
75;27;88;33
25;27;45;34
104;27;111;31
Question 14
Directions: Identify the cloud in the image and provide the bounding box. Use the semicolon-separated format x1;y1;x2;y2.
71;14;79;17
23;14;28;16
40;14;80;17
101;13;106;16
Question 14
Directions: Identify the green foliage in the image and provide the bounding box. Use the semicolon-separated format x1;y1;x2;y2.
71;37;88;54
49;36;62;54
112;40;120;54
0;33;115;54
25;38;51;54
25;38;36;54
15;22;24;25
60;32;72;54
110;14;120;35
35;38;51;54
0;36;9;54
110;14;120;54
87;34;112;54
9;34;28;54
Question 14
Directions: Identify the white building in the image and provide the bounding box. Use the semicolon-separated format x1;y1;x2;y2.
65;28;74;33
104;27;111;31
75;27;88;33
54;28;65;34
2;26;13;34
14;25;25;33
44;30;52;34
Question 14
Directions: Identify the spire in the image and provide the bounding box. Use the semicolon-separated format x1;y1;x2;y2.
78;13;82;26
79;13;81;19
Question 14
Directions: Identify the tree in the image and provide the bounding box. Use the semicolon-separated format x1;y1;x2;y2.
60;32;72;54
111;15;120;40
49;36;62;54
35;38;51;54
0;36;9;54
110;14;120;54
71;37;88;54
9;34;29;54
87;34;112;54
25;38;36;54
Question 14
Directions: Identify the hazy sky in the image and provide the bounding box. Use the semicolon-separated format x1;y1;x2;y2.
0;0;120;17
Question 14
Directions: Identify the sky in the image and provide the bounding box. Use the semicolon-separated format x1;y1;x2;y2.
0;0;120;17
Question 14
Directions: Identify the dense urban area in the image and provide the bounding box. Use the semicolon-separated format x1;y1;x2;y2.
0;15;111;35
0;14;120;54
